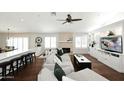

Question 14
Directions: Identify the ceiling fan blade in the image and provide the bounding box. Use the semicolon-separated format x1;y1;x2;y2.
62;21;67;24
71;19;82;21
57;19;66;21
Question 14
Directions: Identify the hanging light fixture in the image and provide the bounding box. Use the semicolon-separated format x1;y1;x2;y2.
7;28;10;40
6;27;11;48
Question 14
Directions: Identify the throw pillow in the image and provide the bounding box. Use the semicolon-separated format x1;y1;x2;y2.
56;54;62;62
58;49;63;56
57;48;60;54
62;48;70;53
54;55;62;64
57;48;63;56
54;63;66;81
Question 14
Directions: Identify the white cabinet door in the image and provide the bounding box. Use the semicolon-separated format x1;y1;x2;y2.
108;55;120;71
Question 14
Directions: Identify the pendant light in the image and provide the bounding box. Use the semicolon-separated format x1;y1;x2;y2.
7;28;10;40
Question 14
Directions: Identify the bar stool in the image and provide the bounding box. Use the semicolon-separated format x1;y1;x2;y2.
32;52;36;62
10;56;23;72
28;52;36;63
24;53;32;64
18;56;24;68
0;61;14;79
0;68;2;79
20;54;27;67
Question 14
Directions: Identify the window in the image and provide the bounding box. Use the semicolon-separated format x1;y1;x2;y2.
45;37;56;48
7;37;29;50
75;35;88;48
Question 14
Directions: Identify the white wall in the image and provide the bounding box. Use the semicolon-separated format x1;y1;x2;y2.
0;32;58;50
73;32;89;54
0;33;43;49
89;20;123;52
89;20;124;73
0;33;7;48
89;20;124;58
0;32;89;54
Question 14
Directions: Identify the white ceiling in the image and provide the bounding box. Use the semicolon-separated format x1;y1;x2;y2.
0;12;124;33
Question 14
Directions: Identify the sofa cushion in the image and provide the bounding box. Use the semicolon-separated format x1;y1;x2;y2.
54;63;66;81
62;76;75;81
43;64;73;74
38;68;57;81
67;68;108;81
61;54;71;63
62;66;73;75
45;53;55;64
54;55;62;65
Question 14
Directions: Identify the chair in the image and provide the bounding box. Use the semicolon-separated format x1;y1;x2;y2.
10;56;23;72
27;52;36;63
0;61;14;79
24;53;32;64
29;52;36;62
20;54;27;66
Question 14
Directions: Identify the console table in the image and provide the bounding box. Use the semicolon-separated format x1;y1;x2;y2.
74;54;91;71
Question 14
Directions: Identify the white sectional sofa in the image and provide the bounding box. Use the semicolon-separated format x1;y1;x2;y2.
38;49;108;81
38;68;108;81
66;68;108;81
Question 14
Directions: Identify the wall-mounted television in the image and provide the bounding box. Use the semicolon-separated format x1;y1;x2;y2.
100;36;123;53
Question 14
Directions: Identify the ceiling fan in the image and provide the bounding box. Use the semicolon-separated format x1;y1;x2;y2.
57;14;82;24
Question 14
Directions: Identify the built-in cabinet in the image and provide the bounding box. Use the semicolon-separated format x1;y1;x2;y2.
89;20;124;73
90;49;124;73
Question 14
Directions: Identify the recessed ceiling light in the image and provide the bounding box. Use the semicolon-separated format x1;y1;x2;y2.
20;18;24;22
38;14;41;17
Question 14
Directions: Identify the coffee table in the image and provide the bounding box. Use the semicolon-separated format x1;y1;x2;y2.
74;54;91;71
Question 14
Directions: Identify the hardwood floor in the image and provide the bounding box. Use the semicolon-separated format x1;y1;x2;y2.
2;54;124;81
13;58;44;81
3;58;44;81
83;54;124;81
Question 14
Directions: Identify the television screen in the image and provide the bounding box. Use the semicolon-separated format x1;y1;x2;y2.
100;36;123;53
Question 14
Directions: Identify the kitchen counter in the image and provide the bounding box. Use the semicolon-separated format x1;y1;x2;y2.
0;49;32;63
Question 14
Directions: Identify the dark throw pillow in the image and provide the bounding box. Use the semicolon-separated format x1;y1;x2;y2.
57;48;60;54
54;63;66;81
57;48;63;56
59;50;63;56
56;54;62;62
62;48;70;53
